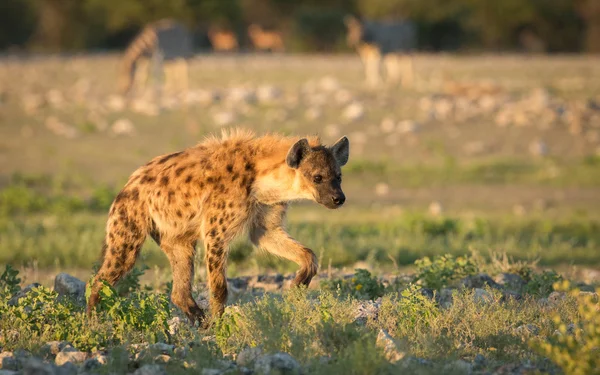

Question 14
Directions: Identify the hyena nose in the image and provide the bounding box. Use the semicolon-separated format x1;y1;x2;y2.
332;194;345;206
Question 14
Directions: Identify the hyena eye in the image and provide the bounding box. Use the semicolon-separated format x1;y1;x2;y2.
313;175;323;183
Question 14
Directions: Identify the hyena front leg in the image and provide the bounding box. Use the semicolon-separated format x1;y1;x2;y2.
204;237;230;321
161;240;207;326
250;204;318;287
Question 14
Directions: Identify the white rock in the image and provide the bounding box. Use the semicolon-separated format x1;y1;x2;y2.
111;118;135;136
319;76;340;92
105;95;126;112
380;118;395;133
376;329;405;363
428;201;443;216
213;111;236;127
54;273;85;303
343;102;364;122
397;120;419;134
473;288;493;304
254;353;300;375
55;350;86;366
529;139;548;157
256;85;282;103
305;107;322;121
375;183;390;197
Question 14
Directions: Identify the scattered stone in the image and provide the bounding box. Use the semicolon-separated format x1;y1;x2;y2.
213;111;237;127
460;274;500;290
249;274;284;292
8;283;41;306
473;288;494;304
494;273;526;291
354;300;380;325
45;116;78;139
83;356;107;371
319;76;340;92
374;183;390;197
304;107;322;121
201;369;222;375
111;118;136;136
514;324;540;336
0;353;17;371
55;350;86;366
133;364;167;375
529;139;548;157
56;361;77;375
376;329;405;363
473;354;486;369
237;347;262;368
154;355;171;364
397;120;419;134
148;343;174;355
168;317;183;336
21;94;45;114
444;359;473;374
548;291;566;305
22;358;55;375
41;342;71;359
436;288;454;309
46;90;65;108
0;370;18;375
334;89;353;104
342;102;364;122
54;273;85;303
256;85;282;103
254;352;300;375
106;95;126;112
428;201;443;216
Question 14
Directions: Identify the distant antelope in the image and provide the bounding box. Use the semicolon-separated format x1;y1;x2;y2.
247;24;285;52
344;16;416;87
118;19;193;96
207;27;239;52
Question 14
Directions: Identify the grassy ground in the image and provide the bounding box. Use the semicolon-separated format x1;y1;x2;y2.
1;53;600;373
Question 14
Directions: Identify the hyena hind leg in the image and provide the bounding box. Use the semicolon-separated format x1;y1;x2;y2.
86;212;147;315
86;236;145;314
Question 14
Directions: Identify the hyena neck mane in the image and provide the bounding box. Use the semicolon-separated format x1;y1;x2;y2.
251;135;321;205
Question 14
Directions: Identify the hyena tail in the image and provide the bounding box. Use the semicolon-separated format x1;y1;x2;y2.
86;202;149;315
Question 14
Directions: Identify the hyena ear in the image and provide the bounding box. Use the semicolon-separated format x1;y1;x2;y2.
331;136;350;167
286;138;311;169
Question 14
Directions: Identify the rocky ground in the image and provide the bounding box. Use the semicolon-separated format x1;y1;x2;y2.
1;266;598;375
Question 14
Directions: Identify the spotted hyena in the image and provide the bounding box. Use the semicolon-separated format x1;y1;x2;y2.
87;129;349;327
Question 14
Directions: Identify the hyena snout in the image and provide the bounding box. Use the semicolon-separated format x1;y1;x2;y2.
332;192;346;207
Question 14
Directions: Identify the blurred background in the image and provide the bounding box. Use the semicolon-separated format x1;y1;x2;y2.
1;0;599;287
1;0;599;53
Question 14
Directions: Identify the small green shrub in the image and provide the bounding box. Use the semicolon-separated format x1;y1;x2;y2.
320;269;385;300
524;270;563;297
414;254;479;289
0;264;21;295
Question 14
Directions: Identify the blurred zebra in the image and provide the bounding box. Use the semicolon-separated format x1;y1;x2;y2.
119;19;193;96
344;16;416;87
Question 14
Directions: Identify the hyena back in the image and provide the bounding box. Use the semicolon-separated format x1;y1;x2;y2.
87;129;349;327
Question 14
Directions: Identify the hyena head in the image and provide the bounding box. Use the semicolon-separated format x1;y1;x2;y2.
286;136;350;209
344;16;364;47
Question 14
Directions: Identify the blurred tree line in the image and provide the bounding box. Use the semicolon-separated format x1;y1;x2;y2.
0;0;598;53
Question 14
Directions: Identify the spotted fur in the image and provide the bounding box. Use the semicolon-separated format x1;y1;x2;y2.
87;129;350;327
